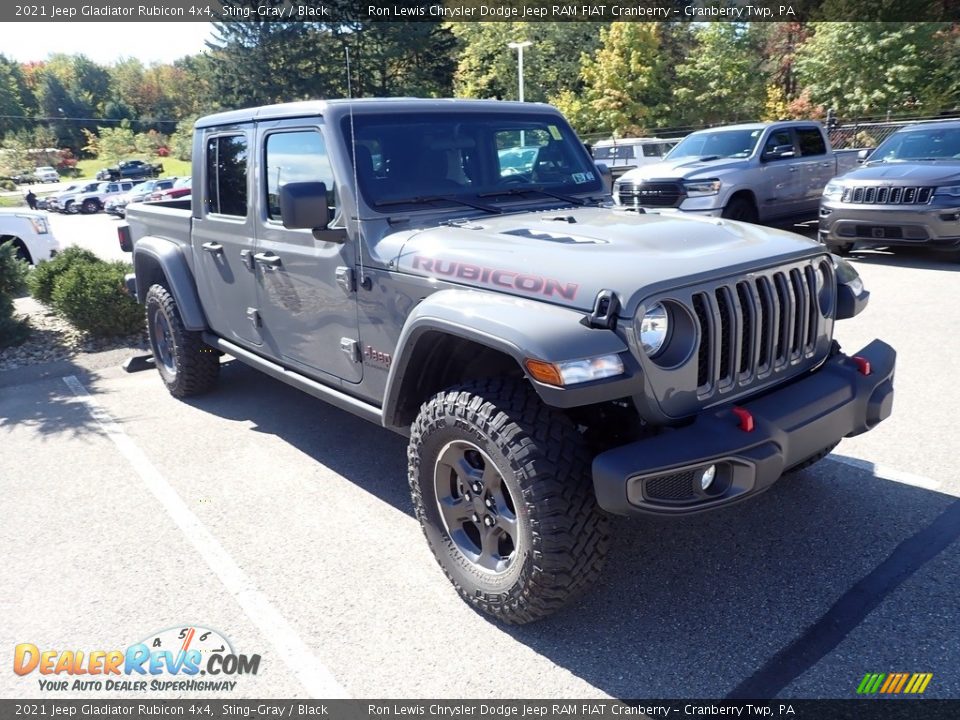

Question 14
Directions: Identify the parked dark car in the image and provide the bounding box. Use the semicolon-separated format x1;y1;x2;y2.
96;159;163;182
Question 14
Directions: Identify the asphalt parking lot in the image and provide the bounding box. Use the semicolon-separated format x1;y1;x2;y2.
2;211;958;700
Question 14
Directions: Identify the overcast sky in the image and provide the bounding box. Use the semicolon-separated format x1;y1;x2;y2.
3;23;215;65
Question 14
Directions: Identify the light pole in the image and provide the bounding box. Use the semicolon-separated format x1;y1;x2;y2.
507;40;532;102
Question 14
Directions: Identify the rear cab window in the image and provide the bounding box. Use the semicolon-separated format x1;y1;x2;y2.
796;127;827;156
205;135;248;216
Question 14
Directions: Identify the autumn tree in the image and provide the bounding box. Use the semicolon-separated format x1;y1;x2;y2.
795;22;954;118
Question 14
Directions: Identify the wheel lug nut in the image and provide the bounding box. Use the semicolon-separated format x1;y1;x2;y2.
471;482;482;494
471;513;480;523
464;493;471;501
485;497;494;508
483;515;495;527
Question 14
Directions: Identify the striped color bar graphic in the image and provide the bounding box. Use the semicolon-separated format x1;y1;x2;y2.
857;673;933;694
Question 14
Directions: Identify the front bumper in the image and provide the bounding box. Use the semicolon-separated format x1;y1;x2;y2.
819;199;960;249
592;339;895;516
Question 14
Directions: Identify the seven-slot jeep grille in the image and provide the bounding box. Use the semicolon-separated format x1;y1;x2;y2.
841;185;934;205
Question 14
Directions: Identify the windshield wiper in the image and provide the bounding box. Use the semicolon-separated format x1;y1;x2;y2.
374;195;502;214
697;155;721;161
476;186;591;206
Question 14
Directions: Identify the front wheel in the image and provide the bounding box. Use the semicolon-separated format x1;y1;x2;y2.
721;196;759;224
145;284;219;398
81;198;99;214
408;378;610;624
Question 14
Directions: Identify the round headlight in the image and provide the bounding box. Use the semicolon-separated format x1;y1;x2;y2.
639;303;669;356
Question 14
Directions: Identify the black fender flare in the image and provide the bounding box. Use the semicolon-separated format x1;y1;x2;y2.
133;237;208;331
382;289;630;430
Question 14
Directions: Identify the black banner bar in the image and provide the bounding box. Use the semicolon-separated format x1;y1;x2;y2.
4;0;960;23
2;700;959;720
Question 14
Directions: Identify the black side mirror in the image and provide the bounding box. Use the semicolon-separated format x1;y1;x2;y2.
595;162;613;193
279;182;330;231
762;144;796;161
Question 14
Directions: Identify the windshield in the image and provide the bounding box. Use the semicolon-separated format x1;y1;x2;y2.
343;111;602;210
869;126;960;162
666;129;761;160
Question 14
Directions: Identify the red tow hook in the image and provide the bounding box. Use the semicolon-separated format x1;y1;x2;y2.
852;356;871;376
732;406;755;433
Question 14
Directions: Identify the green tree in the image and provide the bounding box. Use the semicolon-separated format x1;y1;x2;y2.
673;24;765;127
554;22;663;135
451;22;602;103
0;56;28;137
84;120;136;164
795;22;953;118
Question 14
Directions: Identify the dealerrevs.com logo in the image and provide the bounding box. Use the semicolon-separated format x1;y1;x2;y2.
14;626;261;692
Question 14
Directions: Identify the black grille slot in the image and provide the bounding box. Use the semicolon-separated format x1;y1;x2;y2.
645;471;697;502
890;187;902;203
918;187;932;203
876;187;889;203
715;288;732;384
789;269;807;357
853;187;864;203
904;187;917;203
736;282;753;375
804;265;819;351
864;187;876;204
693;293;711;389
756;277;774;371
773;273;791;365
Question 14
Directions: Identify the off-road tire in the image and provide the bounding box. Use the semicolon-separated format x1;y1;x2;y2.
784;441;840;475
721;196;759;224
408;378;611;624
145;284;219;398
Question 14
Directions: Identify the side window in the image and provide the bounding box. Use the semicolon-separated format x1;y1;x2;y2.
796;128;827;156
205;134;248;217
642;144;661;157
763;130;794;158
264;130;335;222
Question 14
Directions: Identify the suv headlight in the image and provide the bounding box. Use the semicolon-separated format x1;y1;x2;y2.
934;185;960;198
823;181;844;201
638;303;669;356
683;179;721;197
27;216;49;235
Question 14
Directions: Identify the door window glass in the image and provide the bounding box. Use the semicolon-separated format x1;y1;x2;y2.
264;130;335;222
205;135;247;216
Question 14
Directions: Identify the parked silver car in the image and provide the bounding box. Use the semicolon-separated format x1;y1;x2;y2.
820;120;960;256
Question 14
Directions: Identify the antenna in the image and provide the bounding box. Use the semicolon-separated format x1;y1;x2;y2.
345;46;366;290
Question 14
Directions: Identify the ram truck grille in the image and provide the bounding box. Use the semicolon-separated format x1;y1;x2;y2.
617;181;685;208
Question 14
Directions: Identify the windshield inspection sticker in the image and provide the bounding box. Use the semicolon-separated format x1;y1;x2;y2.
548;125;563;140
572;172;594;184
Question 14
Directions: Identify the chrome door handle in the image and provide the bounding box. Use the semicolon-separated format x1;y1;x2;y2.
253;252;282;268
201;242;223;254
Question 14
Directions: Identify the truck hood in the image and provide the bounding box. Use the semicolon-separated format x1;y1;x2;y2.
843;161;960;184
391;207;821;314
620;156;749;182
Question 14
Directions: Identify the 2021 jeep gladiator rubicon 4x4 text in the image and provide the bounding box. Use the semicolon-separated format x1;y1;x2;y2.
121;99;895;624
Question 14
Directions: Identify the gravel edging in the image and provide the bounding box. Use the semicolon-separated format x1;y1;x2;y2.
0;294;149;372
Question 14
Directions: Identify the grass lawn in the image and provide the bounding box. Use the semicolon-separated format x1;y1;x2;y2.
0;195;27;208
73;157;191;180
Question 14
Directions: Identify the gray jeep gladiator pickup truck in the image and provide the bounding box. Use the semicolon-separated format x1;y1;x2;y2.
121;99;895;624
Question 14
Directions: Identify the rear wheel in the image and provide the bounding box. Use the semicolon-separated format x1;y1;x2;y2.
81;198;99;214
145;284;219;398
408;378;610;624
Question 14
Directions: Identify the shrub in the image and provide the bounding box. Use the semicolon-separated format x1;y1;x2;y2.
0;241;30;347
0;179;15;191
27;246;100;303
51;260;143;337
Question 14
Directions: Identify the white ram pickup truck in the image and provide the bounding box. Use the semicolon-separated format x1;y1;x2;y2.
614;121;862;223
0;209;60;264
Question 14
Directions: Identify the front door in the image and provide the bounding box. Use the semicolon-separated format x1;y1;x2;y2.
253;123;362;383
758;128;805;219
192;128;262;346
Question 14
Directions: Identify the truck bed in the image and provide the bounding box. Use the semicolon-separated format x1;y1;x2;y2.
126;199;192;245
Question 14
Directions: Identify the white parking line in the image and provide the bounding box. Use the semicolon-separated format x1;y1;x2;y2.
827;454;942;491
62;375;350;699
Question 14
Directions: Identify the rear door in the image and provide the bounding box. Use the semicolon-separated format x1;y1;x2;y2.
192;127;262;346
252;121;362;383
794;126;834;211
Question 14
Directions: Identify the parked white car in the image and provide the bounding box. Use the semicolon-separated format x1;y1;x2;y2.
34;166;60;183
0;209;60;264
591;137;678;178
